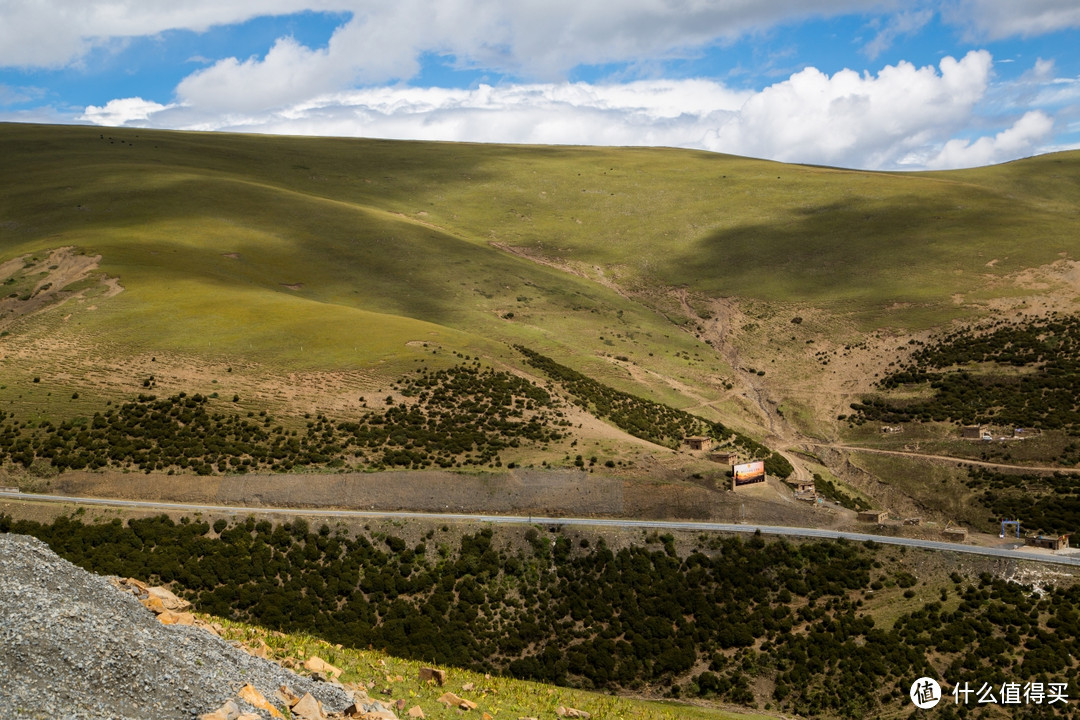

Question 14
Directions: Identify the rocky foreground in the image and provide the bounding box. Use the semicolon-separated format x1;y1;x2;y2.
0;533;355;720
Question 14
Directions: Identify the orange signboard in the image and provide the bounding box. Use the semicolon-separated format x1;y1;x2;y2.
733;460;765;486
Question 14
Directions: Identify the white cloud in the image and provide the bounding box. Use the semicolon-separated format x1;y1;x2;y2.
3;0;1078;89
981;57;1079;129
0;105;76;125
110;80;752;146
149;0;894;113
86;0;1075;125
0;83;46;106
703;51;994;168
84;51;1059;171
926;110;1055;168
1033;77;1080;109
82;97;172;124
176;37;348;112
0;1;352;68
0;0;883;73
863;9;934;60
945;0;1080;40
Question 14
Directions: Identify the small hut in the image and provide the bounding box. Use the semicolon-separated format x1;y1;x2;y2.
1028;534;1070;551
685;436;714;451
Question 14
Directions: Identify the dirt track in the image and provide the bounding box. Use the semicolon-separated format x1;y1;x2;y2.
812;443;1080;474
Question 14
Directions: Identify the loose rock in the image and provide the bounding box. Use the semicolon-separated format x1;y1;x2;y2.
437;692;478;710
292;692;326;720
237;683;283;718
305;655;343;679
0;534;352;720
418;667;446;686
199;699;239;720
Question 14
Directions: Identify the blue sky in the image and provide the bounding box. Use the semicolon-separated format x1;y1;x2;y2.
1;1;1078;170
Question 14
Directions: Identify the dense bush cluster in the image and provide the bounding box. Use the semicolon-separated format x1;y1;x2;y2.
515;345;706;448
514;346;792;478
0;346;791;478
351;364;566;468
5;515;1077;717
0;394;282;474
0;365;567;474
811;473;870;512
890;576;1080;719
851;315;1080;434
966;468;1080;535
761;449;795;480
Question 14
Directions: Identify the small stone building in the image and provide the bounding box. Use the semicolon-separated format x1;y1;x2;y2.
857;510;888;523
793;480;817;503
961;425;985;439
685;436;714;451
710;450;738;465
1028;534;1070;551
942;527;968;541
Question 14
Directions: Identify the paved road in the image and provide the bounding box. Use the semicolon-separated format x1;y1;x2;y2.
4;489;1080;568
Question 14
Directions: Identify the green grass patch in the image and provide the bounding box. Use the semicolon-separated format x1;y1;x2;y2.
209;616;765;720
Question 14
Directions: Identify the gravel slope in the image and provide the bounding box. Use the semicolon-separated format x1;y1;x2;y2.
0;533;352;720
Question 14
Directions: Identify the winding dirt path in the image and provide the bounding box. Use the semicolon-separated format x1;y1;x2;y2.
809;443;1080;474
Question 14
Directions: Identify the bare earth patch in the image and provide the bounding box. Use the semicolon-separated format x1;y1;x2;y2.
0;247;122;334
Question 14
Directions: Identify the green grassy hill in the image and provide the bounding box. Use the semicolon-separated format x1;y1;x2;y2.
6;123;1077;347
1;124;730;376
2;122;1078;498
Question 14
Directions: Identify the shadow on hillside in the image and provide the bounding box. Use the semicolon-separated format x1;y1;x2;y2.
673;193;1029;304
14;171;526;325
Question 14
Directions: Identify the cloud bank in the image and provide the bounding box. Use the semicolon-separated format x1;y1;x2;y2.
946;0;1080;39
926;110;1054;168
0;0;872;71
7;1;1077;170
7;0;1080;74
84;51;1057;170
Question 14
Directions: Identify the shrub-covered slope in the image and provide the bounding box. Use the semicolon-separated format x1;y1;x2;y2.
6;514;1080;718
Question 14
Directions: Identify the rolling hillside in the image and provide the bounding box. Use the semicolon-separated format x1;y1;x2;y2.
2;122;1079;524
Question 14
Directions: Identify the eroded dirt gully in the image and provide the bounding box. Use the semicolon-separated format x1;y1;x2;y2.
666;261;1080;521
486;242;830;488
673;288;814;483
0;247;122;334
